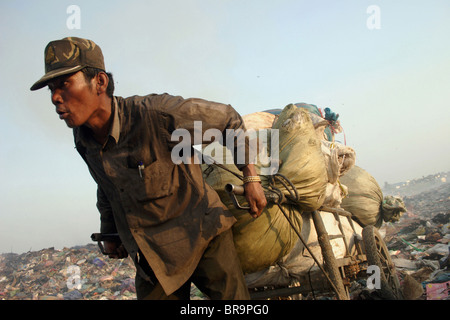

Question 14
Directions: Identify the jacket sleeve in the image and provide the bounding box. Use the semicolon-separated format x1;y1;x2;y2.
152;94;257;170
73;131;117;234
96;186;117;235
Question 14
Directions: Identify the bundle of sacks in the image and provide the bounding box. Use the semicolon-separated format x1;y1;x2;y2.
202;104;328;273
240;103;406;229
202;103;405;277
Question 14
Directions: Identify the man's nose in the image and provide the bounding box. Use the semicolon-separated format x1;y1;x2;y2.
51;89;63;105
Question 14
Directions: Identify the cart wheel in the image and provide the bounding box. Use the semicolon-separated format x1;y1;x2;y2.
362;225;403;299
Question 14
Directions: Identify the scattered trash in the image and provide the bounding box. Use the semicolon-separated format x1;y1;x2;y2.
425;281;450;300
380;178;450;300
0;243;204;300
92;257;106;268
63;289;83;300
0;244;137;300
402;274;424;300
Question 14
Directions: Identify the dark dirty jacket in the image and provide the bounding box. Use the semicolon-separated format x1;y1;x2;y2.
73;93;253;295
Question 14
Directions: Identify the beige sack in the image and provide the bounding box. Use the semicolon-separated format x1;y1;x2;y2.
339;166;383;227
271;104;328;211
340;166;406;227
321;140;356;184
322;182;348;208
242;112;276;130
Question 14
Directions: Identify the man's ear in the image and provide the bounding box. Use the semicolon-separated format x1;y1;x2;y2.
96;72;109;95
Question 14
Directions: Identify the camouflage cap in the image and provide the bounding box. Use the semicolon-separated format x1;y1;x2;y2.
30;37;105;91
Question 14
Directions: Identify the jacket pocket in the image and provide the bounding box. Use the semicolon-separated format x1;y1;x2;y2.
131;159;177;201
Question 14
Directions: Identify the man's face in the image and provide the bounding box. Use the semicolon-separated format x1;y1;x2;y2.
47;71;98;128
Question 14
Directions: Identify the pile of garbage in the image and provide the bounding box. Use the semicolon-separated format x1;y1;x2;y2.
402;181;450;218
0;244;206;300
379;184;450;300
0;244;137;300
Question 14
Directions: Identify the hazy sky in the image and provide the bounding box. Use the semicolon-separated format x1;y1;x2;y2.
1;0;449;253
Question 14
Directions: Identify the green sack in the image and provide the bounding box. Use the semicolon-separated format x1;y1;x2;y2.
340;166;405;227
381;195;406;223
232;201;303;274
202;139;303;274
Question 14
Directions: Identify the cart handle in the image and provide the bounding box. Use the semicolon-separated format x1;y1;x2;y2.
225;183;284;211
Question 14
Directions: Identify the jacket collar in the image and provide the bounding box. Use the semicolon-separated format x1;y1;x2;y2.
74;96;120;148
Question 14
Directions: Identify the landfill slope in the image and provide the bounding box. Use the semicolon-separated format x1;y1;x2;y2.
382;172;449;197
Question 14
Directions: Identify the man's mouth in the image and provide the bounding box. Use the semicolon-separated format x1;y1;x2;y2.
57;110;69;120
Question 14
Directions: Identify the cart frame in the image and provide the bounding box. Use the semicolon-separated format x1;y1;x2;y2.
225;184;402;300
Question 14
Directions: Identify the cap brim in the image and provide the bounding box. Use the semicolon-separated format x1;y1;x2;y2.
30;65;84;91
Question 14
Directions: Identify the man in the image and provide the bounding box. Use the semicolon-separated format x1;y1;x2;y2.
30;37;267;299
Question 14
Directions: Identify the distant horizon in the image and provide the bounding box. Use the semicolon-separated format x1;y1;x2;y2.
382;170;450;187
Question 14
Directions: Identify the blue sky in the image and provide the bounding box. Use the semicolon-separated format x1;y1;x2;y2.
1;0;449;253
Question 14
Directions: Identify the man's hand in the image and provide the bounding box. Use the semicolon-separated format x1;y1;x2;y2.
244;182;267;218
242;164;267;218
104;241;128;259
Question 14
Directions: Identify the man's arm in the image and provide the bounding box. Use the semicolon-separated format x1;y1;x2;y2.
97;187;128;258
155;94;267;217
74;135;128;257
